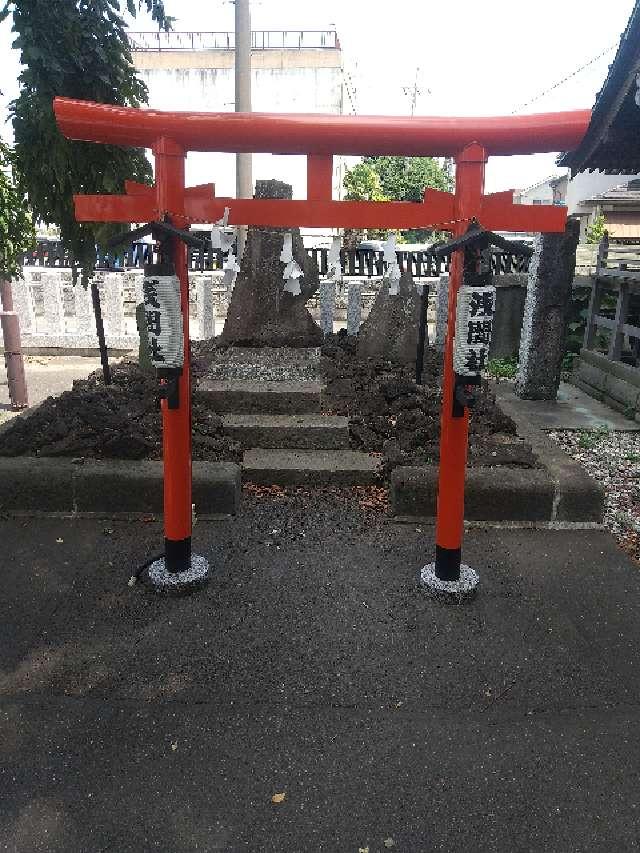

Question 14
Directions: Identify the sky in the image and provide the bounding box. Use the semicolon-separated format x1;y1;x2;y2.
0;0;636;193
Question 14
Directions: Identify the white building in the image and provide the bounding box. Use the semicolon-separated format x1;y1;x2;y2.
515;170;640;238
514;175;567;206
131;30;345;210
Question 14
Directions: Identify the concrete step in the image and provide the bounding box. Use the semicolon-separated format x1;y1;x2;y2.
199;380;323;414
222;414;350;449
242;448;381;486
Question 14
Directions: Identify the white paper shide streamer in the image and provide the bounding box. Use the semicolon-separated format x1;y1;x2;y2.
211;207;239;287
280;232;304;296
382;233;401;295
143;274;184;369
453;285;496;376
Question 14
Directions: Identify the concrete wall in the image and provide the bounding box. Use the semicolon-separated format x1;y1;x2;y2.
575;347;640;421
134;47;345;209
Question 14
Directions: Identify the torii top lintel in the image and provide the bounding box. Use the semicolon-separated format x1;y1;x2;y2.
53;98;591;233
54;98;589;158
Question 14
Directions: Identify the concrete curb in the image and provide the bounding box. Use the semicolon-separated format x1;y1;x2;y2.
390;392;604;523
496;390;605;523
0;458;241;515
390;465;556;521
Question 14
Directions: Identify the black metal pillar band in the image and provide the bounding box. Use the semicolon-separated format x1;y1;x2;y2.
435;545;462;582
164;537;192;573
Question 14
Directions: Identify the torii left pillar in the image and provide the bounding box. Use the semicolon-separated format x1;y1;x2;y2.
73;136;210;591
154;138;196;578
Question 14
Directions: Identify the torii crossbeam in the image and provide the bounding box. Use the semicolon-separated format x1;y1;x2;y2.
53;97;590;595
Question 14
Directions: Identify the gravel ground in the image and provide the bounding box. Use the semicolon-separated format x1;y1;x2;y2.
549;428;640;559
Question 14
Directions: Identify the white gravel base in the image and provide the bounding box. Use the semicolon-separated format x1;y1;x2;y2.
148;554;210;593
548;428;640;558
419;563;479;603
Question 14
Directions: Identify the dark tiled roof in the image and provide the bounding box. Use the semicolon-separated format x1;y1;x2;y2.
559;1;640;175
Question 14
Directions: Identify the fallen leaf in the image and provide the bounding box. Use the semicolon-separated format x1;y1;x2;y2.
271;792;286;804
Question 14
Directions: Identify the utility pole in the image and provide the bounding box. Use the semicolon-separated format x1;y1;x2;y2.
235;0;252;258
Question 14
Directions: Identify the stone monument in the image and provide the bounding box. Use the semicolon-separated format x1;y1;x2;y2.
220;179;322;347
357;268;420;363
515;218;580;400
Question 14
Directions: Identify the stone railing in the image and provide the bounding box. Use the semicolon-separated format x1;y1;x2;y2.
0;269;226;351
2;268;429;351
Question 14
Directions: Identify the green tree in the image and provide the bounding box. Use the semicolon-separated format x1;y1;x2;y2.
585;212;607;245
0;141;35;280
343;162;387;202
343;155;452;243
1;0;173;284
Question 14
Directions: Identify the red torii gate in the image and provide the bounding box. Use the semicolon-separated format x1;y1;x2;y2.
53;98;590;595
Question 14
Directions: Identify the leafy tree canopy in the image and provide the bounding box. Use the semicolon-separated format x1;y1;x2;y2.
343;162;386;202
585;212;606;245
0;140;35;279
1;0;173;282
343;155;452;243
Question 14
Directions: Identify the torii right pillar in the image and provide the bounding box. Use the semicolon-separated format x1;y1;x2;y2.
422;143;487;601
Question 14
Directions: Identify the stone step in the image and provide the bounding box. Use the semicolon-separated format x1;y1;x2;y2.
222;414;350;449
242;448;381;486
203;346;322;382
199;380;323;414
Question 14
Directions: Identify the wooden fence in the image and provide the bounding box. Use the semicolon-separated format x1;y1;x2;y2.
583;234;640;363
20;241;530;279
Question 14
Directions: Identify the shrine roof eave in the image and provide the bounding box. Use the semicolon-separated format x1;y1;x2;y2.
54;98;591;159
558;0;640;175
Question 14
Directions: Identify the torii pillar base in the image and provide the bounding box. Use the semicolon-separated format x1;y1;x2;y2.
419;562;479;604
147;555;211;595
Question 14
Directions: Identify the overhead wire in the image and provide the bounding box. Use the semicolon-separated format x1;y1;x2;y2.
510;44;616;114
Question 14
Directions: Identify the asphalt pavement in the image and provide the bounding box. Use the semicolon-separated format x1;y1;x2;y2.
1;490;640;852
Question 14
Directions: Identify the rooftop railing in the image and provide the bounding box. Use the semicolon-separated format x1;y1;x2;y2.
128;30;340;52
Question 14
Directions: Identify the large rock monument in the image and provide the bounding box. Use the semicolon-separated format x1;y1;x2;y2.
357;268;420;363
220;179;322;347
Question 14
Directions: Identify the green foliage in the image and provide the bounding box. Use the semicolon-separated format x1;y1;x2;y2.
585;213;606;245
0;141;35;279
343;155;452;242
577;425;608;449
343;163;386;202
486;355;518;380
2;0;173;283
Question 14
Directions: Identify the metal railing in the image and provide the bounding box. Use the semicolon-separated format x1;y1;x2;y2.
21;240;531;278
128;30;339;52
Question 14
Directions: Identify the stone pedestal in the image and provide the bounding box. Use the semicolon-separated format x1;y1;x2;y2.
75;282;95;335
347;281;362;336
102;273;124;337
42;273;65;336
319;279;335;336
195;274;215;340
515;219;580;400
11;278;35;335
434;275;449;352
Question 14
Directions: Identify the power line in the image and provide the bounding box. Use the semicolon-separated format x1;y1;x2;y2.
510;44;616;114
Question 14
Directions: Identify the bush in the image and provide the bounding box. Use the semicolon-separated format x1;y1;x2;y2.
486;356;518;380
